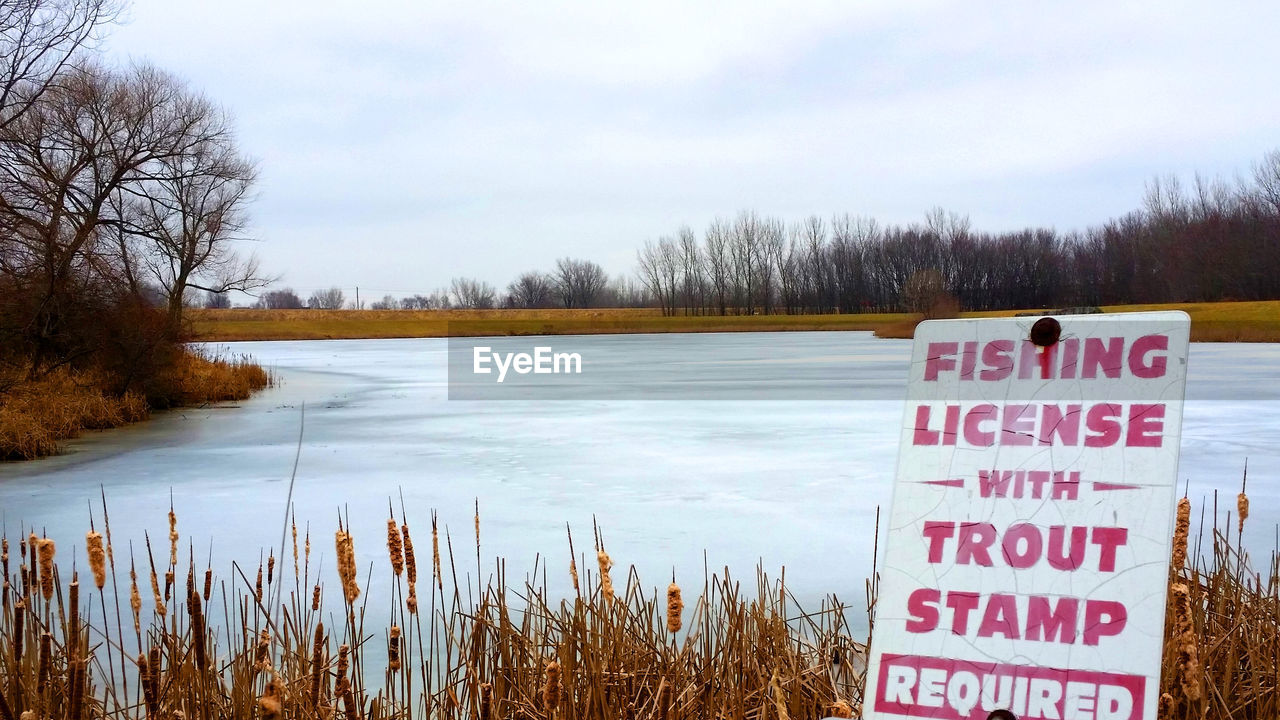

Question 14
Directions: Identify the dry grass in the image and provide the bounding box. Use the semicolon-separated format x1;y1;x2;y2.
189;307;911;342
0;368;149;461
190;300;1280;343
1;477;1274;719
1157;474;1280;720
0;504;869;719
0;350;271;461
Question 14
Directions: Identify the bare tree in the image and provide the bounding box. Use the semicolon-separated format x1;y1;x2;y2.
0;0;116;131
552;257;608;308
308;287;345;309
259;288;303;309
450;277;496;309
0;63;253;366
128;107;267;326
507;271;554;308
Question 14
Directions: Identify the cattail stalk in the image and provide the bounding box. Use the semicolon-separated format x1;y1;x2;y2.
139;652;158;719
543;659;560;711
167;509;178;567
388;625;402;672
1171;582;1201;702
36;539;55;602
667;582;683;633
309;623;326;708
86;531;107;590
189;592;207;671
597;550;614;602
387;518;404;576
335;530;360;605
1171;496;1190;572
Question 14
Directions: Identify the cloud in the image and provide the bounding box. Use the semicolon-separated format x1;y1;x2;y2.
105;0;1280;295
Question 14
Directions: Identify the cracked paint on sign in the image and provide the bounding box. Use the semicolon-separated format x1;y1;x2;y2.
865;311;1191;720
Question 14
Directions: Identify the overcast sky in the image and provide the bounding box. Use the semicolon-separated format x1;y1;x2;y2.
105;1;1280;300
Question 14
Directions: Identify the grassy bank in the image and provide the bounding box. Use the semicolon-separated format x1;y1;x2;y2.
0;485;1270;719
0;350;271;461
190;300;1280;343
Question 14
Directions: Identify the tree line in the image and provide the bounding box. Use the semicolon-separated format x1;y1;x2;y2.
256;150;1280;317
636;156;1280;316
0;0;264;392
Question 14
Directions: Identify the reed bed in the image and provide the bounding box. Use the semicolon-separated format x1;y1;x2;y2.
2;473;1275;719
0;349;271;460
0;502;869;719
1158;473;1280;720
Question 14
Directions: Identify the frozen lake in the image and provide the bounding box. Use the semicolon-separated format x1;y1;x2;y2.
1;332;1278;625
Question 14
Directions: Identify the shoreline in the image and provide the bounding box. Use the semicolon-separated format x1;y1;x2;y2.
189;300;1280;344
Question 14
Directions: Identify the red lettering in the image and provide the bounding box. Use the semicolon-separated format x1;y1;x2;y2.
907;588;940;633
924;342;958;380
1126;404;1164;447
1128;334;1168;379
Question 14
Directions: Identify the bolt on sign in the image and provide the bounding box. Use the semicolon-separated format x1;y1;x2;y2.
864;311;1191;720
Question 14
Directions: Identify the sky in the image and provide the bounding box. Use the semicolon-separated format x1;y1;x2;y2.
103;1;1280;301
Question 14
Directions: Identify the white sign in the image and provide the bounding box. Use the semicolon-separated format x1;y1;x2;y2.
865;311;1191;720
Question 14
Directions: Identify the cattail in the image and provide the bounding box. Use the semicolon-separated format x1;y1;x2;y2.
387;518;404;576
335;530;360;605
68;575;79;628
401;523;417;584
203;568;212;602
86;531;107;590
36;631;51;694
163;570;174;603
407;583;418;614
149;564;166;619
388;625;402;672
336;644;356;716
1171;582;1201;702
312;583;322;611
1238;491;1249;533
431;516;442;591
829;700;854;718
336;643;350;685
36;538;55;601
189;592;207;671
291;519;299;576
255;564;263;602
129;562;142;633
597;550;613;602
258;677;283;720
543;659;560;710
267;553;275;586
139;652;158;719
67;651;85;720
666;582;683;633
309;623;326;708
569;555;579;593
167;509;178;567
11;599;23;664
1158;692;1175;718
255;628;271;670
1171;496;1190;572
3;537;9;582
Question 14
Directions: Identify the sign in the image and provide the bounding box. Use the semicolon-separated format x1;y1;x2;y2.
864;311;1191;720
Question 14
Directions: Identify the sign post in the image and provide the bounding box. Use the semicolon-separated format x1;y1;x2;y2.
864;311;1191;720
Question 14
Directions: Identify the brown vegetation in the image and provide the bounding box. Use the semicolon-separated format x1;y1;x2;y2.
0;505;867;719
0;482;1272;719
0;349;270;460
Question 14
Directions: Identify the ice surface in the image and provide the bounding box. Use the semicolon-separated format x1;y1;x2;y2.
1;331;1277;633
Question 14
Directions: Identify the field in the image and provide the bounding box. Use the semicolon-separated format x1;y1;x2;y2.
189;301;1280;343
